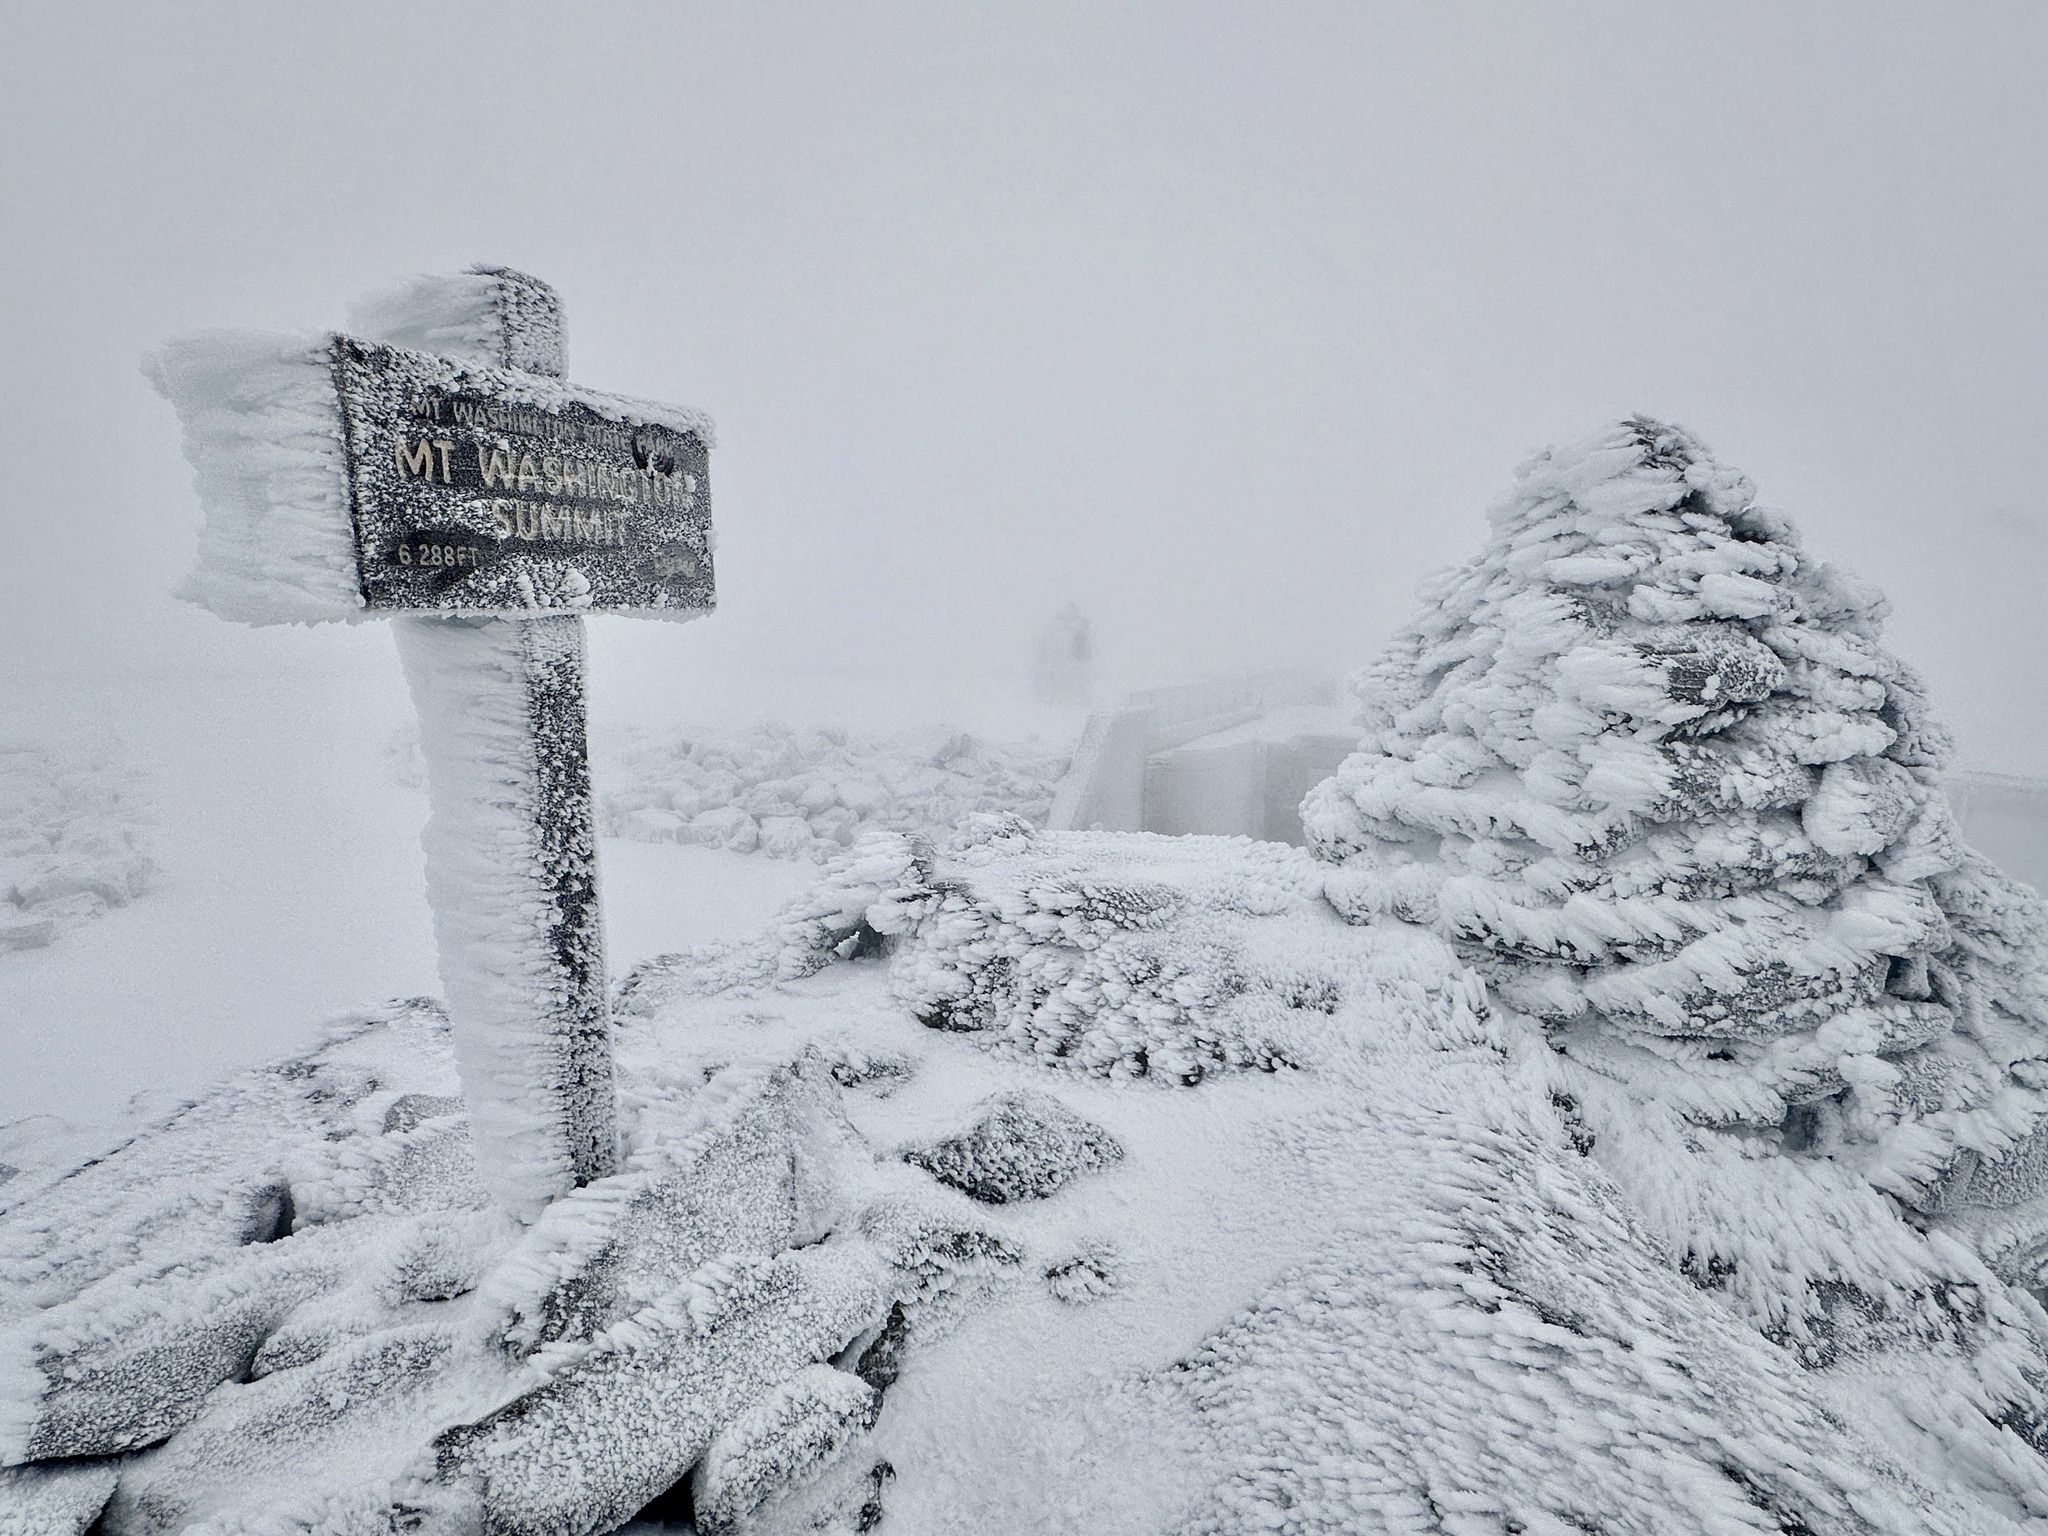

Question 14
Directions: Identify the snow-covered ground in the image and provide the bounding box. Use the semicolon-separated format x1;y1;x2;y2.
0;662;439;1131
6;819;2044;1533
0;660;1068;1133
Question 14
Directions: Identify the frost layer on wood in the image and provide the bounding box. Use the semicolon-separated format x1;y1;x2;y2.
396;614;616;1216
347;266;568;380
143;332;364;626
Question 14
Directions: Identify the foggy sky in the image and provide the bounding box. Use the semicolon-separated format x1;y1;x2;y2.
3;0;2043;767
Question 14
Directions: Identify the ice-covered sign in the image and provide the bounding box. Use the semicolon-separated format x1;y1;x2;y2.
332;337;714;615
150;266;713;1220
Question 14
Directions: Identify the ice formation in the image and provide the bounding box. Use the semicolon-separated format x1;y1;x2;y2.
141;331;364;627
396;614;617;1217
0;744;156;952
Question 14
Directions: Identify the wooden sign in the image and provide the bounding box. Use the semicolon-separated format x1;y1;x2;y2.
332;336;714;615
151;267;715;1219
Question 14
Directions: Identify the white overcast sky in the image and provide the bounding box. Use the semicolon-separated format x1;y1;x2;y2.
2;1;2043;767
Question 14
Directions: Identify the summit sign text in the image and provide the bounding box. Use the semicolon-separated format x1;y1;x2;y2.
332;337;715;615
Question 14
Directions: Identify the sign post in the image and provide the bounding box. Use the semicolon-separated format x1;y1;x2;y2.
150;266;715;1217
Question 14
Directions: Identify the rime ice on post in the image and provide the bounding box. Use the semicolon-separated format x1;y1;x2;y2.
146;267;716;1217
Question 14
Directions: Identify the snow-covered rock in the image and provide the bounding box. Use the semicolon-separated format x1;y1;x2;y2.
690;805;761;853
598;723;1070;864
0;1458;120;1536
0;998;1015;1534
901;1090;1121;1204
423;1242;890;1536
1042;1245;1118;1306
688;1363;881;1535
1304;417;2048;1289
0;745;155;952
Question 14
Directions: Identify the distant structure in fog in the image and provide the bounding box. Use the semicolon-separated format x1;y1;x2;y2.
1048;670;1347;842
1032;602;1094;706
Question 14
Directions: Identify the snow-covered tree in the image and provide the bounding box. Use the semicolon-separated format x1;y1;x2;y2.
1305;417;2048;1281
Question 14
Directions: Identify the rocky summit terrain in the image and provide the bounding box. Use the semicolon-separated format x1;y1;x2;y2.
5;420;2047;1535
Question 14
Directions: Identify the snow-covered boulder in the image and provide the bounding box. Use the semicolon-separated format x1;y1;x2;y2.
0;1459;120;1536
422;1242;891;1536
757;814;816;861
1304;418;2048;1279
690;805;761;853
902;1090;1122;1204
0;1004;1009;1535
599;723;1071;864
612;805;686;844
0;745;156;952
687;1362;882;1535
